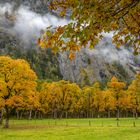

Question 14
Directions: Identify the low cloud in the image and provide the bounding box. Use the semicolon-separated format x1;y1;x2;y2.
0;3;69;47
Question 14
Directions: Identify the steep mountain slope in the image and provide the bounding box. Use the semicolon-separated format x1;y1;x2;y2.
59;37;137;86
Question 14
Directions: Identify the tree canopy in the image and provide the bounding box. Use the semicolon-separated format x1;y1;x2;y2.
0;56;37;128
39;0;140;59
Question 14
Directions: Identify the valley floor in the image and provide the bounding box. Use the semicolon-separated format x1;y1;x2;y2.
0;118;140;140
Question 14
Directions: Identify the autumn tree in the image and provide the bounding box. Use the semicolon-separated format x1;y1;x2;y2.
39;80;82;118
0;56;37;128
39;0;140;59
82;86;93;117
82;82;106;118
91;82;105;118
63;82;82;117
54;80;81;118
102;89;116;118
127;74;140;119
38;82;53;118
107;76;126;120
118;90;132;117
39;81;61;118
74;92;85;118
0;81;5;124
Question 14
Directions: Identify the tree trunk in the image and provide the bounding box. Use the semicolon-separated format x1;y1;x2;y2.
108;110;111;118
53;110;58;119
135;112;138;119
38;111;40;119
5;107;10;128
55;111;58;119
91;111;94;118
40;112;43;119
133;111;135;118
65;111;68;118
53;111;55;119
20;111;23;119
125;110;128;118
38;111;42;119
0;110;3;125
28;110;32;120
116;108;120;120
34;110;37;119
97;110;100;118
60;111;64;119
16;110;19;119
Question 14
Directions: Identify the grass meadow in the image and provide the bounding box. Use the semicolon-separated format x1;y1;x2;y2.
0;118;140;140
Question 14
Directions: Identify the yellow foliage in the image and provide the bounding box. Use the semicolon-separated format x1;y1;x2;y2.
38;0;140;57
0;56;37;111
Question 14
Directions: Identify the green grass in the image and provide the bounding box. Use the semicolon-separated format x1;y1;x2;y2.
0;118;140;140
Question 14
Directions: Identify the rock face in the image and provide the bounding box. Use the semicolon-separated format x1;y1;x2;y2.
59;37;137;85
0;0;139;85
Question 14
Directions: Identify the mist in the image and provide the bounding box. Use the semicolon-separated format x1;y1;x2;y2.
85;37;133;65
0;2;69;46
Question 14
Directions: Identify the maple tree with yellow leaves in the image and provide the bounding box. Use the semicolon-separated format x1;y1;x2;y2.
0;56;37;128
38;0;140;59
107;76;126;120
127;74;140;119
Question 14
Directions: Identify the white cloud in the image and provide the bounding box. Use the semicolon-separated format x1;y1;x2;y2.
0;3;69;46
13;6;68;46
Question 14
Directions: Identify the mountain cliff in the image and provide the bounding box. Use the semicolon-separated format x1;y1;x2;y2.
59;37;138;86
